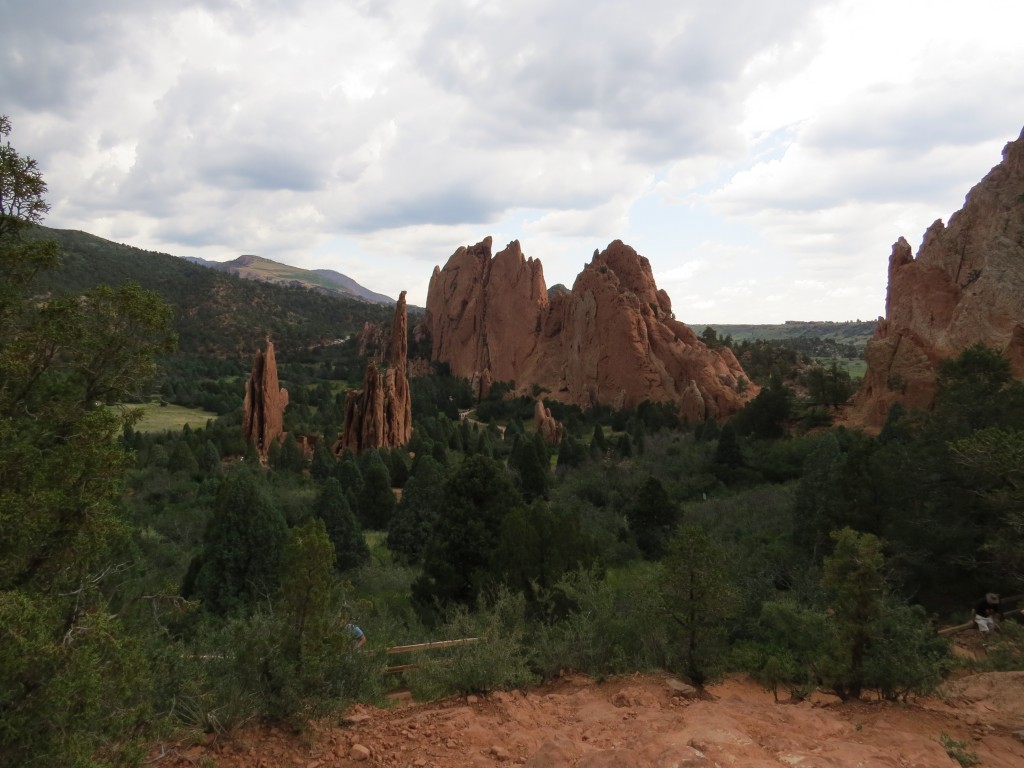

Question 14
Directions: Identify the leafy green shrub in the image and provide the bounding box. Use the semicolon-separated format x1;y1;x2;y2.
863;602;951;700
0;593;153;768
405;590;537;699
733;600;831;701
939;732;978;767
532;565;666;679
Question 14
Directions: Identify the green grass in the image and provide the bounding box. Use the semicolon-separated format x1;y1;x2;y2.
128;402;219;433
811;356;867;379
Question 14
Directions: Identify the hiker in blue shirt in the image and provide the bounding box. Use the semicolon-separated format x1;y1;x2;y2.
346;623;366;650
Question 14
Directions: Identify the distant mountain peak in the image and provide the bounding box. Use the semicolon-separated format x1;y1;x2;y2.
187;253;395;305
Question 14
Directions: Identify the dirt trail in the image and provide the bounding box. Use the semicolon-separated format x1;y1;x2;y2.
153;669;1024;768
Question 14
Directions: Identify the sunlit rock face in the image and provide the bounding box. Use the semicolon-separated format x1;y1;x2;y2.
852;128;1024;428
336;291;413;454
422;238;757;421
242;339;289;462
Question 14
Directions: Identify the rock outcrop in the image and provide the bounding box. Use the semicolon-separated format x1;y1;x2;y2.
421;239;756;420
851;128;1024;428
335;291;413;454
242;339;289;461
357;321;386;360
533;399;564;444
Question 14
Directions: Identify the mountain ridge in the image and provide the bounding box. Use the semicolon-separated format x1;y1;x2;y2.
183;253;395;305
30;226;395;357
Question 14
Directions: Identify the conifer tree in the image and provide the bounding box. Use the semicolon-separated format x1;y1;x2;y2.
314;478;370;571
0;116;176;766
193;468;288;615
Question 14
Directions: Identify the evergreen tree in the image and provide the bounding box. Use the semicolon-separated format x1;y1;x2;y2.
556;432;584;473
310;440;335;481
192;468;288;615
333;451;363;509
792;431;842;560
201;439;222;474
0;115;176;767
168;438;199;474
274;432;306;473
629;475;678;559
387;455;446;563
713;422;744;468
659;525;738;687
821;528;884;700
314;478;370;571
412;455;522;612
475;428;495;458
509;434;550;502
591;423;608;458
492;502;596;599
736;374;791;439
356;451;396;530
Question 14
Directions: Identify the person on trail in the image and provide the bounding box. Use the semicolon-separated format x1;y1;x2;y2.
346;623;367;650
973;593;1002;633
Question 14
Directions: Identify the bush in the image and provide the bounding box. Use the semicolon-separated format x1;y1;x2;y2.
863;602;951;700
405;590;537;699
733;600;831;702
532;565;667;680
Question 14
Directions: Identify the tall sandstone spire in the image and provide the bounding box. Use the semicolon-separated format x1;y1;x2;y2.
851;127;1024;428
335;291;413;454
421;239;756;421
242;339;289;461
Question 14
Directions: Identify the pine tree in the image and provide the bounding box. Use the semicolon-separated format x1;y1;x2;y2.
193;468;288;615
660;525;739;687
0;115;176;767
314;478;370;571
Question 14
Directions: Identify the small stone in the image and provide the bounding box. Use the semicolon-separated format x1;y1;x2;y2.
350;744;371;761
666;678;699;698
446;739;457;749
490;746;511;761
414;759;428;767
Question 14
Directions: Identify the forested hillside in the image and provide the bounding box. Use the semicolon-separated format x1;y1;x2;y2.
29;227;396;357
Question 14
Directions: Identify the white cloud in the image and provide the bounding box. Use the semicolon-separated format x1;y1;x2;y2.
1;0;1022;320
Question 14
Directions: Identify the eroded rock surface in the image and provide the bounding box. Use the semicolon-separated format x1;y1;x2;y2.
336;291;413;454
533;399;564;445
242;339;289;461
422;239;756;420
852;128;1024;427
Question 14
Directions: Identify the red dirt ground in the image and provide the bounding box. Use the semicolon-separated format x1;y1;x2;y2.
150;666;1024;768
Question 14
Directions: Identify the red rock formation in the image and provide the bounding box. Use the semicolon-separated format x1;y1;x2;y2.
424;237;548;387
335;291;413;454
357;321;386;360
421;239;757;420
851;128;1024;428
242;339;289;461
533;399;564;444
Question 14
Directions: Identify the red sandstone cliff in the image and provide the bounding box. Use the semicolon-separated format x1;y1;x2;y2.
851;128;1024;428
422;239;757;421
242;339;289;461
335;291;413;454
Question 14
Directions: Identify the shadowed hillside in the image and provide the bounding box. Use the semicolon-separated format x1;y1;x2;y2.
29;227;396;357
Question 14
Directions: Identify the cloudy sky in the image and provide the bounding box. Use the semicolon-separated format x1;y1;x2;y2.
3;0;1022;322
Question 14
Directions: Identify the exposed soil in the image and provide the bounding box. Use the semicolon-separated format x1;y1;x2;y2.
151;666;1024;768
